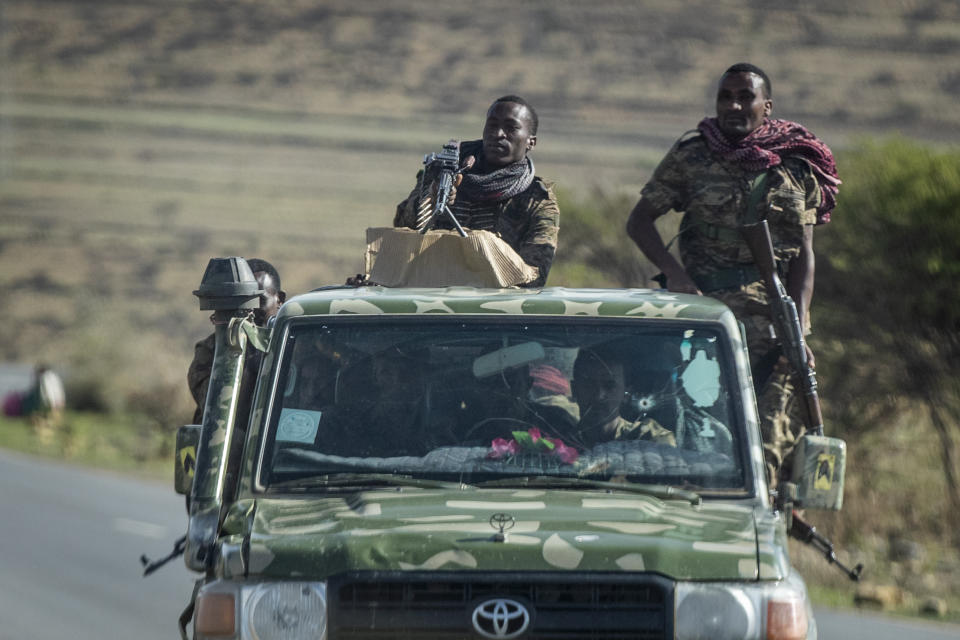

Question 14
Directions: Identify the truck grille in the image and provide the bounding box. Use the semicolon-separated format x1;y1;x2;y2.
328;572;672;640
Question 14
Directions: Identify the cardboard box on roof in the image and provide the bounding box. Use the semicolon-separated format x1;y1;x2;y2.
364;227;538;288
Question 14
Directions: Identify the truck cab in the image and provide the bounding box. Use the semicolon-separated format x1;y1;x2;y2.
176;258;846;640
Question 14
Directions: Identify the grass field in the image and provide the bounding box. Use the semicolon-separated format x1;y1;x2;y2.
2;0;960;619
4;0;960;372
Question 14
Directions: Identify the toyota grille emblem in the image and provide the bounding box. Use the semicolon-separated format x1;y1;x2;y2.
471;598;531;639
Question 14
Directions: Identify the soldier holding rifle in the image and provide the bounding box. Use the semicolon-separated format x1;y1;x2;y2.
393;95;560;287
626;63;840;486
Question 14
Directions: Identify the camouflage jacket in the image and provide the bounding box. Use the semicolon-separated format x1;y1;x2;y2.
187;332;216;424
187;331;262;424
640;132;821;312
610;415;677;447
569;415;677;449
394;175;560;287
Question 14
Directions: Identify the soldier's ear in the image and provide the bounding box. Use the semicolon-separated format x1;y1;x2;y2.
279;290;287;304
527;135;537;152
763;99;773;118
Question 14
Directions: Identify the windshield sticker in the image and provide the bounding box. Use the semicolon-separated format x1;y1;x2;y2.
276;408;322;443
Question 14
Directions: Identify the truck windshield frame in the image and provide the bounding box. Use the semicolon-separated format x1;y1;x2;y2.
253;315;752;494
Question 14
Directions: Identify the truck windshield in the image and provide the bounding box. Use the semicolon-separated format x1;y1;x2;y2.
262;318;746;491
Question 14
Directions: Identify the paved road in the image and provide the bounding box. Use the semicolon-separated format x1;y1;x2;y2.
2;448;959;639
815;606;960;639
0;449;195;640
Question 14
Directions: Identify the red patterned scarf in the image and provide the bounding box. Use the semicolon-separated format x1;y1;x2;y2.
698;117;840;223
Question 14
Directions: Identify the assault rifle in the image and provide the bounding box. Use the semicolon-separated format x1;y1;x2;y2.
740;221;862;581
790;510;863;581
140;534;186;576
418;139;467;237
740;220;824;436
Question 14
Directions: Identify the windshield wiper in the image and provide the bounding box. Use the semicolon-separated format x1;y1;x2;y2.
475;476;702;506
270;472;474;492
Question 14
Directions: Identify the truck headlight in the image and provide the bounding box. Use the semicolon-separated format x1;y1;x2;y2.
675;572;811;640
195;581;328;640
676;584;757;639
243;582;327;640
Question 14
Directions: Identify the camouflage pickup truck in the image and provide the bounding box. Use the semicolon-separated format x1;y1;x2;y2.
174;257;847;640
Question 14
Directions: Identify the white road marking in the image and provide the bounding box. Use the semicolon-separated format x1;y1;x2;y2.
113;517;167;539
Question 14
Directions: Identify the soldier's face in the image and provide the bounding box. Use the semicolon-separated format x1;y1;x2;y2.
482;101;537;168
573;358;625;429
715;72;772;140
253;271;285;325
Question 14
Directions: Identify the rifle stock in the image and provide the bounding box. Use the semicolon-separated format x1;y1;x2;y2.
740;220;824;436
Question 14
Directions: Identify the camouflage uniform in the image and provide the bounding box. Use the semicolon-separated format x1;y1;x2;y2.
394;175;560;287
567;415;677;450
609;415;677;447
187;333;216;424
188;332;262;424
639;133;821;484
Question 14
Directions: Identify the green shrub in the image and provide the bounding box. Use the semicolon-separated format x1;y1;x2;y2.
550;187;679;289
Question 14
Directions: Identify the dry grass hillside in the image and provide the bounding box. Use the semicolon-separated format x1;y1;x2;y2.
2;0;959;414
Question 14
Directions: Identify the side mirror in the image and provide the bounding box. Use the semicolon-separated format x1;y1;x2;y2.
175;424;201;496
790;434;846;510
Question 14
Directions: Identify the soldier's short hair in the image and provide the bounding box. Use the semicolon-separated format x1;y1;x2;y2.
492;94;539;135
573;343;625;381
723;63;772;99
246;258;281;292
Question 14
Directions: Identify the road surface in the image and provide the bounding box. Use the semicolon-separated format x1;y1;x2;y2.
0;449;194;640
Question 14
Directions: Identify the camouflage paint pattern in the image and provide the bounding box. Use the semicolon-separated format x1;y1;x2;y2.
193;288;781;584
214;489;788;582
185;317;256;571
638;134;820;283
278;286;733;323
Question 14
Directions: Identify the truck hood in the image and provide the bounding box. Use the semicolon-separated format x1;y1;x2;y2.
220;489;786;581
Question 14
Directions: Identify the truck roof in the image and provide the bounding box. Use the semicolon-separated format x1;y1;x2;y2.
278;286;735;322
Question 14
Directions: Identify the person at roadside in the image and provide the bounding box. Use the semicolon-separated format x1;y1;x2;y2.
624;62;840;485
22;364;66;433
567;347;676;450
393;95;560;287
187;258;286;423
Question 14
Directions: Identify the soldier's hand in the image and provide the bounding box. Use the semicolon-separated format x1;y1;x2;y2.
804;343;816;370
664;269;702;295
446;155;475;207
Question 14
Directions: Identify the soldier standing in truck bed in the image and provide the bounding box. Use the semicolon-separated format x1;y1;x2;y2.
394;95;560;287
625;63;840;486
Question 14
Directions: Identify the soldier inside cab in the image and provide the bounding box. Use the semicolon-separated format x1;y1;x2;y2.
567;346;676;450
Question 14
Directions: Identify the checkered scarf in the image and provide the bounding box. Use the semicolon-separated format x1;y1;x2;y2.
456;139;535;203
698;117;840;223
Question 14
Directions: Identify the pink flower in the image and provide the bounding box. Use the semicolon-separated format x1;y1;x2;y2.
487;437;519;459
527;427;543;442
550;439;580;464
